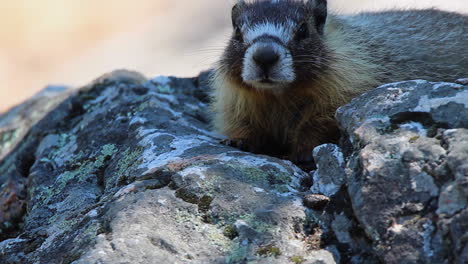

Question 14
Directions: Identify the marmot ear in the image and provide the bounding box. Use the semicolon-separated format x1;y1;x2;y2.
232;0;245;27
306;0;328;35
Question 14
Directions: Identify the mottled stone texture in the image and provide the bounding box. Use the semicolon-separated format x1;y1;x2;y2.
0;71;315;264
334;80;468;264
0;72;466;264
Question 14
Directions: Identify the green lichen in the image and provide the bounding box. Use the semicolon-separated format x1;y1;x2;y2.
205;229;231;249
199;174;222;195
48;212;80;228
57;170;81;190
34;144;118;209
101;144;117;156
291;255;306;264
409;135;420;143
57;144;116;189
232;165;269;184
251;217;277;233
116;147;143;176
173;208;198;224
256;244;282;257
226;163;291;193
31;185;56;211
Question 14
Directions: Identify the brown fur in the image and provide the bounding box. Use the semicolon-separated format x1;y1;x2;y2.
212;5;467;163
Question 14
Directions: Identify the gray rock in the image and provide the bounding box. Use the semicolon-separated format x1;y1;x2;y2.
0;85;70;159
0;70;319;264
0;73;466;264
331;213;353;244
336;79;468;264
311;144;346;197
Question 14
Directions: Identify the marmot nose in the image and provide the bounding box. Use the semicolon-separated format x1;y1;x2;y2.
253;46;279;69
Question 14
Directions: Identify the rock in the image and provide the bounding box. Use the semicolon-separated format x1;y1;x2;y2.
0;85;71;162
0;72;466;264
303;194;330;211
310;144;346;197
0;178;27;240
456;78;468;85
336;79;468;264
0;70;317;264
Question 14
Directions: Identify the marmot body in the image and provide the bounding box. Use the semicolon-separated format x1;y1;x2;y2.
211;0;467;163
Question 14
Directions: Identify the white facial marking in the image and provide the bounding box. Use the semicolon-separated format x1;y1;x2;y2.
244;22;294;44
241;41;295;90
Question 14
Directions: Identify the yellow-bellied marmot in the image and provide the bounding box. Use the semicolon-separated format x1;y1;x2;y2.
211;0;467;163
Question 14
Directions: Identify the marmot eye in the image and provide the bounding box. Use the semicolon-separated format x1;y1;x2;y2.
295;23;309;41
234;26;243;42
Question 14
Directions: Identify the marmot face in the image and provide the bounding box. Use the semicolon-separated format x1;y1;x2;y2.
222;0;329;91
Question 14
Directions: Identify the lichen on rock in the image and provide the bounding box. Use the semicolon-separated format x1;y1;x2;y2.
0;71;466;264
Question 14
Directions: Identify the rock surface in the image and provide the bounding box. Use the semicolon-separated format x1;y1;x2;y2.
0;72;466;264
334;80;468;264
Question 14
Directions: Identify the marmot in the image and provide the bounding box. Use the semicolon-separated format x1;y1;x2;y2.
211;0;467;163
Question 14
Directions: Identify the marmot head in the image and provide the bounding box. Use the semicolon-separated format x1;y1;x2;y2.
220;0;329;91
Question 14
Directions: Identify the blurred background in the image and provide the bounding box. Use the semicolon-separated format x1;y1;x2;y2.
0;0;467;113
